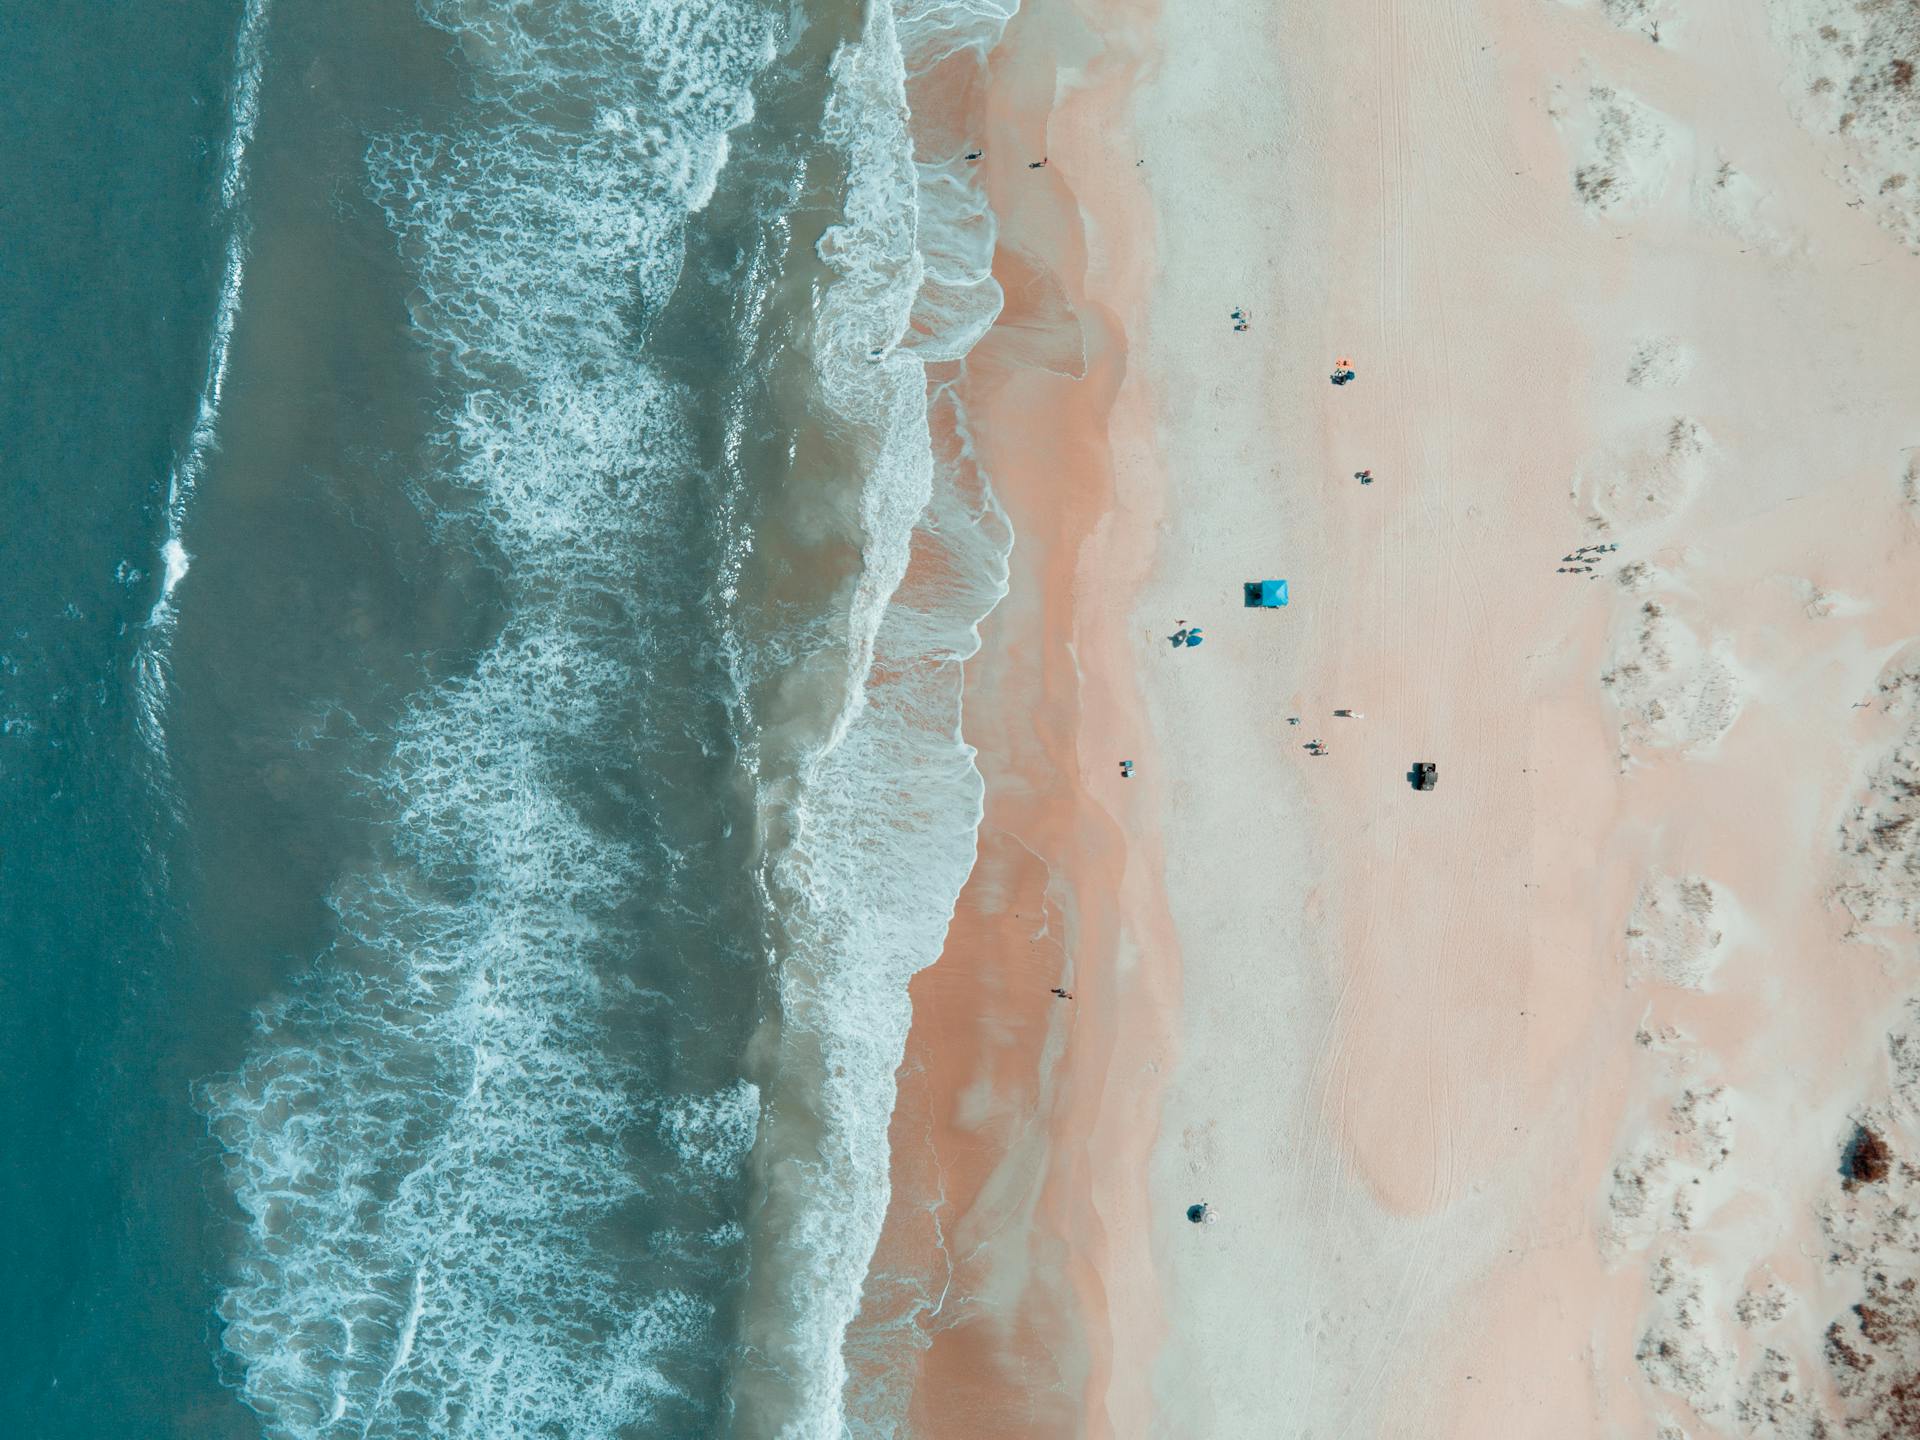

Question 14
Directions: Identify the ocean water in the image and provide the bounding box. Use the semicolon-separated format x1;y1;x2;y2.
3;0;1017;1435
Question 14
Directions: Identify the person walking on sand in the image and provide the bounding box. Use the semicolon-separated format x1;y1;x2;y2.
1051;987;1073;1000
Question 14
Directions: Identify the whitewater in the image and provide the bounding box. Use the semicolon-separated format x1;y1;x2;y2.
134;0;271;790
186;0;1023;1434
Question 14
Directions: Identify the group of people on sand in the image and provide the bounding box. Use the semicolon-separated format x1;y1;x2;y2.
1558;540;1618;576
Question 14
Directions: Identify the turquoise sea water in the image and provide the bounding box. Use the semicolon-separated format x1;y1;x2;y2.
2;0;1016;1434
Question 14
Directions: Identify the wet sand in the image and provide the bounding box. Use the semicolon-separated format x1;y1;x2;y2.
848;0;1168;1429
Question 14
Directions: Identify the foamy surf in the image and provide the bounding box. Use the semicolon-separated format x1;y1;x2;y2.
729;0;1020;1434
202;0;780;1434
193;0;1021;1432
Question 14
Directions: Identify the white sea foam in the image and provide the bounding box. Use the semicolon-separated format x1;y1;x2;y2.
135;0;271;777
203;1;779;1435
742;0;1020;1433
202;0;1021;1431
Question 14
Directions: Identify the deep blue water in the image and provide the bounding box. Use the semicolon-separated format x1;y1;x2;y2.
0;2;258;1433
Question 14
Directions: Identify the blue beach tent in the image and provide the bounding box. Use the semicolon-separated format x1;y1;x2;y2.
1244;579;1289;608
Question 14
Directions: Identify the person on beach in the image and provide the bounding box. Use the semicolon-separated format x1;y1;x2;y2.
1027;157;1048;169
1051;987;1073;1000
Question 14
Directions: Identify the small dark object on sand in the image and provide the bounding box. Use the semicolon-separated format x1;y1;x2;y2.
1844;1124;1894;1187
1412;762;1437;791
1027;157;1049;169
1330;368;1357;386
1186;1202;1209;1224
965;149;983;160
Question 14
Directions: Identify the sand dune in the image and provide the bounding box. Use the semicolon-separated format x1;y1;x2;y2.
1627;335;1696;390
1582;415;1716;531
1565;81;1679;215
1837;666;1920;930
1627;873;1730;989
1602;600;1744;764
1770;0;1920;249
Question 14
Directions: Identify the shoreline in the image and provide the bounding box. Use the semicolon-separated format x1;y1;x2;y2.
851;0;1172;1427
873;0;1920;1432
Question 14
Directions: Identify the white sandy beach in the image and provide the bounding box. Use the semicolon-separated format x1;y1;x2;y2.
863;0;1920;1431
1093;0;1920;1433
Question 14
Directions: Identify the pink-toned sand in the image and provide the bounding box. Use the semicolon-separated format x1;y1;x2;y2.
846;0;1171;1432
865;0;1920;1432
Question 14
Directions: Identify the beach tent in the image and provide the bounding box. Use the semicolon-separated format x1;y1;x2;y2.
1244;579;1289;608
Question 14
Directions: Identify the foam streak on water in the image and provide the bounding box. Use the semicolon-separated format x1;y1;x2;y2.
134;0;271;786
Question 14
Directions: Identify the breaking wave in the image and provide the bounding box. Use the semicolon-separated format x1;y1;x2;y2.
134;0;271;788
735;0;1019;1433
201;1;779;1434
197;0;1019;1432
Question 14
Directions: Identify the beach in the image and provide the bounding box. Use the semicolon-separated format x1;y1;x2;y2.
10;0;1920;1432
873;0;1920;1433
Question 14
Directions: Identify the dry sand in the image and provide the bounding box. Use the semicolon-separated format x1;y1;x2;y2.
868;0;1920;1434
